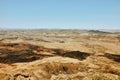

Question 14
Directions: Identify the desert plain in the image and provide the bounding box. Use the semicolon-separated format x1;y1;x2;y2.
0;29;120;80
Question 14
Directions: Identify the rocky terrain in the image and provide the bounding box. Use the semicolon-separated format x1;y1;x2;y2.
0;30;120;80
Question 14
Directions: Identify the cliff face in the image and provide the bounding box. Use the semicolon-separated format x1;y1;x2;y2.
0;30;120;80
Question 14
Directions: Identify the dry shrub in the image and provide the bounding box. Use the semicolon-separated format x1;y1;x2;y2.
99;64;120;76
83;74;118;80
42;62;87;75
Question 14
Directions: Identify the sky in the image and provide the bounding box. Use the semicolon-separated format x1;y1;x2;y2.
0;0;120;29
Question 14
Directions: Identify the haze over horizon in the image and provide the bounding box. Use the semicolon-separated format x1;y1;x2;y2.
0;0;120;29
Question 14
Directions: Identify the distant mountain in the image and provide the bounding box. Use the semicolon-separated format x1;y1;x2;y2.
100;30;120;34
88;30;112;34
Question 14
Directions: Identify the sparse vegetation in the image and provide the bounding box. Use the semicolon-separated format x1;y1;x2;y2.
0;30;120;80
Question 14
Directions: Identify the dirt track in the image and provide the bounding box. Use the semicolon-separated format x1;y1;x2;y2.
0;30;120;80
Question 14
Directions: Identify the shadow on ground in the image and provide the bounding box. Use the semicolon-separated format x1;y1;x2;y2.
0;42;53;63
53;49;90;60
0;42;90;64
104;53;120;62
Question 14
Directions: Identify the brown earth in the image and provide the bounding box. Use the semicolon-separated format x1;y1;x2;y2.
0;30;120;80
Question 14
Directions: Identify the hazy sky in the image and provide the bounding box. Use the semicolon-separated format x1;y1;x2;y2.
0;0;120;29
